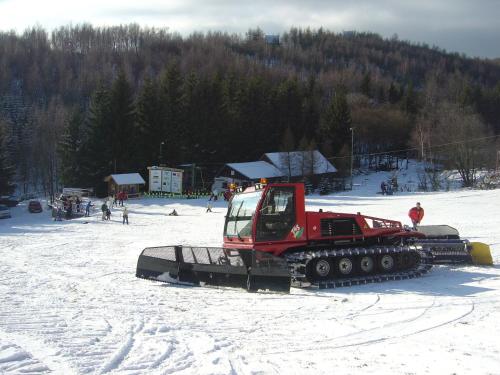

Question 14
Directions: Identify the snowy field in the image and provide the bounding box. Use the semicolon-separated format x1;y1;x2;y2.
1;172;499;374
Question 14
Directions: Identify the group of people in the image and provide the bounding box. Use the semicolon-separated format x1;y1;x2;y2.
54;195;91;220
101;201;129;224
101;202;112;221
380;181;394;195
380;179;399;195
112;191;128;207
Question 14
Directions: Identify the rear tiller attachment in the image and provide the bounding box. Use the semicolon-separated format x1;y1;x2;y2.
415;225;493;265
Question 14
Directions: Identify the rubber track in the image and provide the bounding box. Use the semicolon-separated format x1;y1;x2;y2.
285;245;433;289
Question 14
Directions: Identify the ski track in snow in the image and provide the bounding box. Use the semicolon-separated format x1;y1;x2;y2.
1;173;500;374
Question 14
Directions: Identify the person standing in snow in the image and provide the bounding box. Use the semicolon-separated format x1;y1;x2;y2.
55;206;63;221
85;200;92;217
206;202;213;213
380;181;387;195
101;202;108;221
122;206;129;225
408;202;424;230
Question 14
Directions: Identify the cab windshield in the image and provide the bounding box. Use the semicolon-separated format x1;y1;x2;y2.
224;191;262;238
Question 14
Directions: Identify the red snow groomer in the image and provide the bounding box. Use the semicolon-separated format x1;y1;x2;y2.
136;183;492;293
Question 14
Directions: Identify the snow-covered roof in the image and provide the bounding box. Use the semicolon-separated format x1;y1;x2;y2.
226;161;285;180
109;173;145;185
263;150;337;177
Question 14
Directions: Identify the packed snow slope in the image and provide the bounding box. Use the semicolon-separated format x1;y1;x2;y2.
1;172;499;374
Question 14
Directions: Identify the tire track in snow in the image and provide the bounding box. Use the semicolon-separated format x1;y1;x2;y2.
261;299;475;355
254;298;436;353
344;294;381;321
231;296;436;355
98;320;144;374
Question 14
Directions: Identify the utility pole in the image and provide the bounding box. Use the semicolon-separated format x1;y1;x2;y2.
159;141;165;167
350;127;355;190
191;163;196;189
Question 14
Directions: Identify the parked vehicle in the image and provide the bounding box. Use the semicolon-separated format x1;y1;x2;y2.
0;204;11;219
28;200;43;213
0;196;19;207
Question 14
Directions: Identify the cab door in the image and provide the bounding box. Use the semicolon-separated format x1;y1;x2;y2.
255;186;297;242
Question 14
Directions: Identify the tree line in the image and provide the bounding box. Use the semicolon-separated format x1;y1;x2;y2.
0;25;499;196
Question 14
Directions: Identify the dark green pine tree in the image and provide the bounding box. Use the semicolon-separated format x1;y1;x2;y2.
58;109;85;187
109;71;136;172
81;85;113;196
274;78;303;143
388;82;401;104
360;73;372;98
160;64;185;165
201;74;227;163
302;76;321;143
0;123;15;195
220;73;245;160
401;80;418;117
237;75;274;159
182;72;205;162
136;78;163;166
377;86;386;103
321;88;352;155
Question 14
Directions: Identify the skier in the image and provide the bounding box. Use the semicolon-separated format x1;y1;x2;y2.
66;203;73;219
386;184;393;195
55;206;63;221
206;202;213;213
168;209;178;216
408;202;424;230
106;207;111;220
85;200;92;217
122;206;129;224
101;202;108;221
380;181;387;195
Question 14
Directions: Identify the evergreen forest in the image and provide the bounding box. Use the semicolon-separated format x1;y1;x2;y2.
0;25;499;195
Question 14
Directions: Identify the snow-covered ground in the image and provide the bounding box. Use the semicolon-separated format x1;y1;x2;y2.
1;169;499;374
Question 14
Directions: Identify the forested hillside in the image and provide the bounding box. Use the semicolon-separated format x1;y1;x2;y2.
0;25;499;195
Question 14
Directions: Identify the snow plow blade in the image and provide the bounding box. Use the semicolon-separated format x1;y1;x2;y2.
415;225;493;265
136;246;291;293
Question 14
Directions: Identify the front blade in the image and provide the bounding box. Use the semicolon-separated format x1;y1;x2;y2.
136;246;291;293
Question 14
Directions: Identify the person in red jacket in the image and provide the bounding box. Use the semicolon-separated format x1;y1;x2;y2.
408;202;424;230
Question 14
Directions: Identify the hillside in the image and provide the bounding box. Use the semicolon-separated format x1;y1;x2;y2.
0;26;499;196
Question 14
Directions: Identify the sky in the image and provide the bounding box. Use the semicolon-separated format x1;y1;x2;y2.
0;0;499;59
